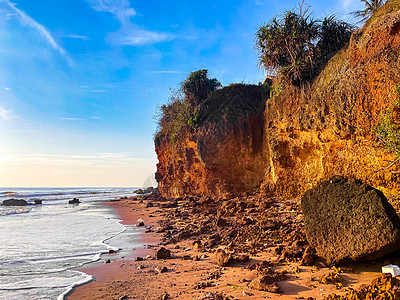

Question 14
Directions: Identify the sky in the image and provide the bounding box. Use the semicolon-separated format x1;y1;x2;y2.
0;0;364;187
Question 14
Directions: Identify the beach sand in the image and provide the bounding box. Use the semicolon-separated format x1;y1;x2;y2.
68;196;386;300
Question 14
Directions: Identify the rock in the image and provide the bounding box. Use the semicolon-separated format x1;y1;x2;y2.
118;296;128;300
2;199;28;206
249;275;280;293
105;259;111;263
155;265;168;273
134;256;144;261
68;198;80;204
300;246;316;266
108;249;116;254
301;176;400;265
34;199;43;205
235;254;250;263
193;242;200;251
146;202;154;208
160;292;170;300
155;247;171;259
213;249;233;267
137;219;145;226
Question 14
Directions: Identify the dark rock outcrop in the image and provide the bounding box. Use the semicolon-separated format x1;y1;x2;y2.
155;247;171;259
301;176;400;265
2;199;28;206
68;198;80;204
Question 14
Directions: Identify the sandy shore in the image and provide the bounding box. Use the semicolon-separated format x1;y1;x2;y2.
67;195;391;300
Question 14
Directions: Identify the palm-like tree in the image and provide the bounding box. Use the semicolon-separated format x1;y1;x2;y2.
352;0;387;22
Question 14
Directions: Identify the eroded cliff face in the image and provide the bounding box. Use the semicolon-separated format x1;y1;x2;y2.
155;85;267;199
156;3;400;199
261;7;400;198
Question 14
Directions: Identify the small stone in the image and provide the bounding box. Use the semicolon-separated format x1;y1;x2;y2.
213;249;233;267
155;266;168;274
249;275;280;293
134;257;144;261
137;219;145;226
145;255;152;260
105;259;111;264
156;247;171;259
108;249;116;254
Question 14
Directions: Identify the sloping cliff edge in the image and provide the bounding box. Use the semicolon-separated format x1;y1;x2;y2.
155;1;400;200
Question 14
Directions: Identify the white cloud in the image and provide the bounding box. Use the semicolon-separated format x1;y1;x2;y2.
61;117;83;121
0;106;15;120
65;33;90;40
86;0;136;24
110;28;174;46
90;89;107;93
4;87;10;90
86;0;173;46
3;0;71;63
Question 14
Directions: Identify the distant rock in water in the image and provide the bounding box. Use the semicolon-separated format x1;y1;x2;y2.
34;199;42;205
68;198;80;204
2;199;28;206
301;175;400;265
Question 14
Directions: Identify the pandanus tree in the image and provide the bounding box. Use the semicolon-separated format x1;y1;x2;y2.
352;0;387;22
255;7;354;86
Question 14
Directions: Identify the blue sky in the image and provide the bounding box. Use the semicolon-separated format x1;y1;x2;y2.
0;0;364;187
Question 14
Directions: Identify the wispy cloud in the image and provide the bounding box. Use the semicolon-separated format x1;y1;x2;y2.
0;152;151;167
0;106;15;120
86;0;136;24
61;117;83;121
86;0;173;46
90;89;107;93
110;28;174;46
3;0;71;63
64;33;90;40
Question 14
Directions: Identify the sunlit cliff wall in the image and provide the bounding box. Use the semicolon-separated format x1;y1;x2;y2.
156;1;400;199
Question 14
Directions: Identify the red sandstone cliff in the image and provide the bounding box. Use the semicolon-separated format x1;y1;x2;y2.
155;1;400;199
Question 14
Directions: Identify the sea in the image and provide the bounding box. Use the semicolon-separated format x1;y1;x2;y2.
0;187;144;300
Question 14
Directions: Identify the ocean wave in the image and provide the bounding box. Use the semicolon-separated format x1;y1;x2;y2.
0;207;32;216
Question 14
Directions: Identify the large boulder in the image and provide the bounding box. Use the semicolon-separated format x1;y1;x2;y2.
2;199;28;206
301;175;400;265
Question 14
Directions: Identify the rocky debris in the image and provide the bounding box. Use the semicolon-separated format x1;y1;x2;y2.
249;275;280;293
317;267;346;288
326;273;400;299
108;249;116;254
155;265;168;274
301;176;400;265
68;198;80;204
104;259;111;263
194;281;212;289
146;202;154;208
234;254;250;263
155;247;171;259
2;199;28;206
137;219;145;226
213;249;233;267
160;292;170;300
33;199;42;205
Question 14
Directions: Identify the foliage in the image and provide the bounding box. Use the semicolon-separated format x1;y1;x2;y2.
375;83;400;157
255;5;354;86
352;0;387;23
181;69;221;106
155;70;221;143
155;88;192;143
